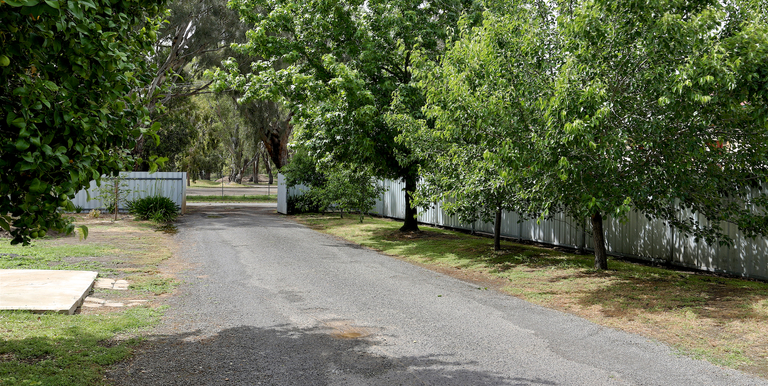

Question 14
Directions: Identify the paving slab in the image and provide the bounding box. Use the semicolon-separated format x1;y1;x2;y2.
0;269;98;315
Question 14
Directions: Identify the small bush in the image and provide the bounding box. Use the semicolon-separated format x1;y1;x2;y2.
127;196;180;223
287;191;325;214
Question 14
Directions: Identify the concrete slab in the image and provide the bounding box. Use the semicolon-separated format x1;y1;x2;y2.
0;269;98;315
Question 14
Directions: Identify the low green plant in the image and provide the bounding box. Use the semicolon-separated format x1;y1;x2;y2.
126;196;180;223
287;190;326;214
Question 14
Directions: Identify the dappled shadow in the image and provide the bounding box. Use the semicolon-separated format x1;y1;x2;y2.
365;227;593;273
0;316;139;385
107;324;553;386
572;269;768;321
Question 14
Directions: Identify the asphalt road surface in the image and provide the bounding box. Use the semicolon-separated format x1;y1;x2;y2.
108;203;767;386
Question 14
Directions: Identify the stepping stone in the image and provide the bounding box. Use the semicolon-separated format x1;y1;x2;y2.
94;278;130;290
0;269;98;315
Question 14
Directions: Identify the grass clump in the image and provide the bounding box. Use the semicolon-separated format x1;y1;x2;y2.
127;196;180;223
295;214;768;378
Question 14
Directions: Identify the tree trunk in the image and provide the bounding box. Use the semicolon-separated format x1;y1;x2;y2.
494;208;502;252
265;153;273;184
591;211;608;269
187;173;190;187
399;173;419;232
253;154;259;183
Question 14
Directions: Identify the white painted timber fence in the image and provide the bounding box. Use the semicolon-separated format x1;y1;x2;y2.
72;172;187;213
278;173;768;281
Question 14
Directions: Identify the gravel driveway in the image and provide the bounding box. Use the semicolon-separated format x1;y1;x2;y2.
107;204;767;386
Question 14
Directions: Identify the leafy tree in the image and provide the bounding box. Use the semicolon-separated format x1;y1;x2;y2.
405;2;557;251
283;148;383;221
213;0;483;231
323;166;385;222
536;0;768;268
0;0;165;244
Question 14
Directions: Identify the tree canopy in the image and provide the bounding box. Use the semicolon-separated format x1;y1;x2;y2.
0;0;165;244
212;0;483;231
534;0;768;268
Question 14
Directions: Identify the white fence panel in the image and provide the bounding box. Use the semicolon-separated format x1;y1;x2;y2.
72;172;186;212
278;174;768;280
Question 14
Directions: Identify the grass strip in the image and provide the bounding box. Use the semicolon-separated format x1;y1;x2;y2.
0;214;177;385
295;213;768;378
0;308;162;386
186;195;277;203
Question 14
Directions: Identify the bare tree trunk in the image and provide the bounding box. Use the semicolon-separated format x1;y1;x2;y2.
253;153;259;183
591;212;608;269
399;173;419;232
494;208;502;252
264;152;273;184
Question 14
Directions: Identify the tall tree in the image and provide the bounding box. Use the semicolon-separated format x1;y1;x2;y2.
213;0;483;231
0;0;164;244
403;1;558;250
537;0;768;268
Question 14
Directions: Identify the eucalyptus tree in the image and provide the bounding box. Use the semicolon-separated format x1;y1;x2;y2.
0;0;164;244
537;0;768;268
213;0;483;231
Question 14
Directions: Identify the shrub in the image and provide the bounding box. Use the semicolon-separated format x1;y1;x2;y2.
127;196;180;223
287;190;326;214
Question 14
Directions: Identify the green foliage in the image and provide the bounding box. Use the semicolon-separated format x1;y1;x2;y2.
287;190;327;214
126;196;180;223
212;0;484;230
0;0;166;245
405;2;557;226
283;149;383;219
324;167;386;222
281;147;327;189
537;0;768;246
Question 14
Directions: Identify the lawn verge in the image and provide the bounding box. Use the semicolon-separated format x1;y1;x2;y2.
294;213;768;378
0;214;178;385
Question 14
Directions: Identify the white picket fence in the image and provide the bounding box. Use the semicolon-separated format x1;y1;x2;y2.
278;173;768;281
72;172;187;213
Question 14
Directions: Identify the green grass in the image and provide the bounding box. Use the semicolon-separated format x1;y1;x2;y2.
124;275;177;295
0;215;178;385
0;307;163;386
296;213;768;378
0;241;113;271
186;194;277;203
